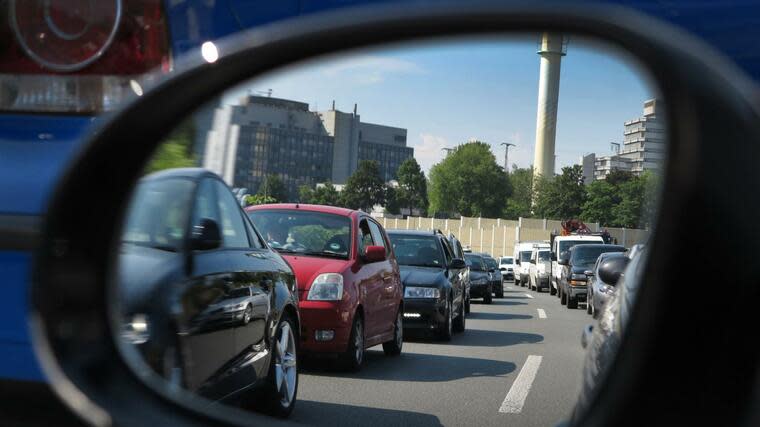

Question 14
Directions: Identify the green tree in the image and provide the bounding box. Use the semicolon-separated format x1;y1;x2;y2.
299;182;342;206
428;141;511;217
258;174;288;202
581;180;618;226
145;121;196;174
503;166;533;219
341;160;386;212
533;165;587;220
396;158;428;215
245;194;277;206
384;186;401;215
612;171;658;228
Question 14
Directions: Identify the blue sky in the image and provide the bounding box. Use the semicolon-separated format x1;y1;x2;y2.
227;35;657;173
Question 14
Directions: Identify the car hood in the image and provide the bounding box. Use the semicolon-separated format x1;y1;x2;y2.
469;270;490;281
118;243;180;311
280;254;351;291
571;265;593;275
399;266;445;287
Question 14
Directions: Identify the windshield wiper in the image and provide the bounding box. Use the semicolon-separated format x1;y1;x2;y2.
404;263;442;269
301;250;347;258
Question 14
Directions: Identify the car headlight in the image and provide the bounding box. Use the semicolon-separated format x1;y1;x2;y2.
307;273;344;301
571;274;587;281
122;313;150;345
404;286;440;299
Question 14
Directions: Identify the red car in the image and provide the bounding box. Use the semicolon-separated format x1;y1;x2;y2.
246;204;403;370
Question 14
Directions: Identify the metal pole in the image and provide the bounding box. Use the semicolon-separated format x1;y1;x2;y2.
501;142;516;173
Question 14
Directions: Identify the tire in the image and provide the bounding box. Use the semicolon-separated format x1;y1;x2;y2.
242;304;253;325
560;286;567;305
256;314;298;418
439;298;453;341
465;296;471;314
340;314;364;371
586;293;593;315
453;299;466;333
483;286;493;304
495;283;504;298
550;282;557;296
382;309;403;356
567;295;578;309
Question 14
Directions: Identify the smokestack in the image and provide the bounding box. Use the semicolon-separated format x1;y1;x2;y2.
533;32;566;179
353;103;357;115
331;100;335;110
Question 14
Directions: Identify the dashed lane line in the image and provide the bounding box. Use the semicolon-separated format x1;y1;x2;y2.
499;355;543;414
537;308;547;319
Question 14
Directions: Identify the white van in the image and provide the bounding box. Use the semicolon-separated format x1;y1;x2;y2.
550;235;605;295
513;241;547;287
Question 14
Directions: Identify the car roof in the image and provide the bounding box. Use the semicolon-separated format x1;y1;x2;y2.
387;229;442;237
245;203;357;217
571;244;626;251
142;167;216;181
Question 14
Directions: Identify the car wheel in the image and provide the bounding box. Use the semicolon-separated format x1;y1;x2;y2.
242;304;253;325
484;286;493;304
587;293;593;315
515;278;520;287
382;309;403;356
340;314;364;371
550;283;557;296
465;296;471;314
453;300;465;333
254;314;298;418
568;295;578;309
495;283;504;298
560;286;567;305
439;299;453;341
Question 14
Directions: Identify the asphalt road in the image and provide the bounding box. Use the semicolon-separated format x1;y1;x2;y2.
283;281;592;427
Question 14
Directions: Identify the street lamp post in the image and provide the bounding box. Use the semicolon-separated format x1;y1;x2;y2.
500;142;516;173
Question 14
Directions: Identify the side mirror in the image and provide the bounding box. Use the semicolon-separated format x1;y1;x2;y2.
581;324;594;349
598;256;630;285
364;245;386;263
189;218;222;251
584;270;594;276
515;259;520;265
449;259;467;269
551;253;557;261
558;257;570;266
488;268;495;273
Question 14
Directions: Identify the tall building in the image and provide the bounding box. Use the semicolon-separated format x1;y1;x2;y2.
593;99;665;180
200;96;412;199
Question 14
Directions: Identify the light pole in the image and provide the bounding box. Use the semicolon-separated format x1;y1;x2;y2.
441;147;455;156
500;142;516;173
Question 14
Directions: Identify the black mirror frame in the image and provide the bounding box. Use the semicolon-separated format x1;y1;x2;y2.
189;218;223;251
29;2;760;427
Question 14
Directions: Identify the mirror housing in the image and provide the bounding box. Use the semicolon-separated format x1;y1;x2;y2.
189;218;222;251
598;256;630;285
364;245;386;263
584;270;594;276
449;258;467;269
558;257;570;266
551;253;557;261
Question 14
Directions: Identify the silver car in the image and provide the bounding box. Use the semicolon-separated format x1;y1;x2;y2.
586;252;631;318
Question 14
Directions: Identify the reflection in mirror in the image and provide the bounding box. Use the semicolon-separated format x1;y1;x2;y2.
115;35;665;425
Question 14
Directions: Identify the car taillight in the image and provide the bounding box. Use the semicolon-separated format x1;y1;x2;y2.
0;0;170;113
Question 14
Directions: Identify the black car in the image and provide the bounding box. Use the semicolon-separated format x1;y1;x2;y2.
558;244;626;309
574;248;645;424
388;230;467;340
447;233;471;314
118;168;300;417
480;254;504;298
464;253;492;304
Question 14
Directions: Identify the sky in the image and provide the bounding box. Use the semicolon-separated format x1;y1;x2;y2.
224;35;657;174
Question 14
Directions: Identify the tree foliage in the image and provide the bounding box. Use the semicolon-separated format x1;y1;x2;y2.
533;165;587;219
503;166;533;219
580;170;658;228
245;194;277;206
396;157;428;215
257;174;288;203
145;121;196;174
298;182;342;206
428;141;511;217
341;160;386;212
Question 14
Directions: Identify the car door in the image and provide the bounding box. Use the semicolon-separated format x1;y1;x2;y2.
356;218;386;342
210;179;275;392
440;237;463;310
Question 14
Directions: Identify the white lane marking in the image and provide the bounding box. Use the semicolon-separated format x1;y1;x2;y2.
499;355;543;414
524;293;534;299
537;308;547;319
507;286;513;290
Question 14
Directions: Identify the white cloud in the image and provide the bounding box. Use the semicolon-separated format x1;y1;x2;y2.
321;55;425;85
412;133;451;174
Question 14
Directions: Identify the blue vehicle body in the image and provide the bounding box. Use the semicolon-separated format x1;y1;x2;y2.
1;0;759;383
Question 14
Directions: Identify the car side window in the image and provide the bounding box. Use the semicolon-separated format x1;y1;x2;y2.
212;180;250;248
243;215;265;249
358;219;374;254
191;178;221;229
440;238;453;265
367;221;388;254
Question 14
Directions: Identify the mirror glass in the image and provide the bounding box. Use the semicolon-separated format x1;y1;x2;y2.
115;34;664;425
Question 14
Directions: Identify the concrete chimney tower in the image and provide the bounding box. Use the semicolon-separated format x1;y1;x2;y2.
533;32;566;179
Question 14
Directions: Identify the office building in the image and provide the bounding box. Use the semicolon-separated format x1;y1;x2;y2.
593;99;665;180
200;95;412;199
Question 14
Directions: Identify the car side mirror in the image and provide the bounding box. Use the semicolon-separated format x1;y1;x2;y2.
598;256;630;285
551;253;557;261
489;268;495;273
584;270;594;276
364;245;386;263
515;259;520;265
449;258;467;269
558;257;570;266
189;218;222;251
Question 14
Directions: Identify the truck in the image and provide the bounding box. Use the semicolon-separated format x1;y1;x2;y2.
549;220;613;295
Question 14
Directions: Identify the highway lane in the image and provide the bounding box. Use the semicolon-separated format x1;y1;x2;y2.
282;281;592;427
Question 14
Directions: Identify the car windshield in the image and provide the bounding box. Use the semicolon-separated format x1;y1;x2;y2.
559;239;600;258
122;177;195;251
465;254;486;271
572;246;626;267
538;251;551;261
248;210;351;258
484;257;498;270
500;257;513;264
520;251;532;262
388;234;444;268
229;287;250;298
